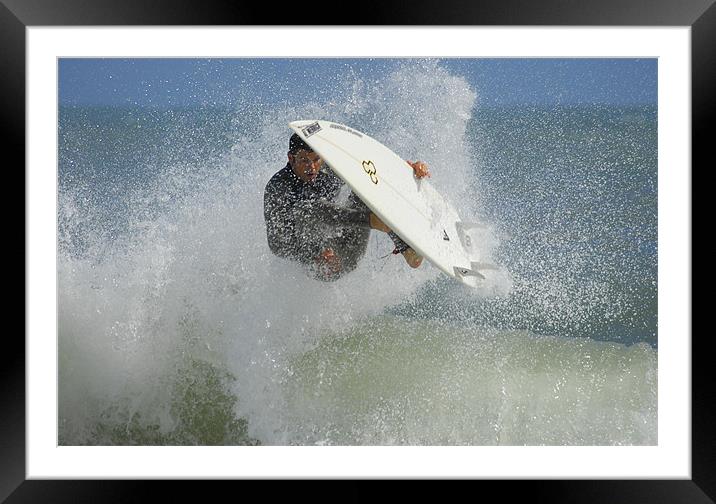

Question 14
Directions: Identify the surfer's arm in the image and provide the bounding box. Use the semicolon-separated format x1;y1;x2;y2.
264;201;295;258
264;186;321;264
307;198;373;229
369;213;391;233
265;213;321;264
308;193;390;233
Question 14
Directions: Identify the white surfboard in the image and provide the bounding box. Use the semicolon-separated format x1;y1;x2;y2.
288;120;494;288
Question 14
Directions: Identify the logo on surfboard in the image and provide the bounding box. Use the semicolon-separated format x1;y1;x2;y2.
362;160;379;185
301;122;322;138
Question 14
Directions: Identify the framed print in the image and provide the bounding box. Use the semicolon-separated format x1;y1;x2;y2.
10;0;709;500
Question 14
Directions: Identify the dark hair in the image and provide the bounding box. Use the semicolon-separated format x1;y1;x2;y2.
289;133;313;155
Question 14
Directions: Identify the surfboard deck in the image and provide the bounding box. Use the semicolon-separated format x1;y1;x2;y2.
288;119;490;287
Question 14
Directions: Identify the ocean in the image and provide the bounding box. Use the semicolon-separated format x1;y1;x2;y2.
58;61;657;446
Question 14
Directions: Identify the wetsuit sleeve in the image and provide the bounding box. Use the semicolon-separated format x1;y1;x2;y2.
300;195;372;229
264;181;321;264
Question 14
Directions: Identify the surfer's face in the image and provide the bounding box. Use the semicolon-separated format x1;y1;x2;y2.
289;150;323;183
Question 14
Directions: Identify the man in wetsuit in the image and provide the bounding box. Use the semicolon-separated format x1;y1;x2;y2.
264;133;429;281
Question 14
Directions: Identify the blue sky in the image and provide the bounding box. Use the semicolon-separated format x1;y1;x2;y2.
59;58;657;108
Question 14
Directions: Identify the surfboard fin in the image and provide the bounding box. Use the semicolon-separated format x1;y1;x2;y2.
471;261;499;272
453;261;500;281
453;266;486;280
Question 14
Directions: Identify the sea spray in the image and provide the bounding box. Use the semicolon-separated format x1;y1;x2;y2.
58;60;656;446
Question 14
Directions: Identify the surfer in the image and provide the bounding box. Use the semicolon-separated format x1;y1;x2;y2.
264;133;430;281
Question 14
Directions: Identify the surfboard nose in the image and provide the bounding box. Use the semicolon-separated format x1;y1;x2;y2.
289;120;318;128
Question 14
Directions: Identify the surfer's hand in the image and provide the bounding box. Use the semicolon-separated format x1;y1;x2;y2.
316;248;342;277
369;213;391;233
407;160;430;179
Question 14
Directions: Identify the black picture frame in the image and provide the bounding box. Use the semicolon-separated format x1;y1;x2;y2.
7;0;707;501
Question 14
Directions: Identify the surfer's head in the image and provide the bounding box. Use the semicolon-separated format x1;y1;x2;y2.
288;133;322;183
288;133;312;155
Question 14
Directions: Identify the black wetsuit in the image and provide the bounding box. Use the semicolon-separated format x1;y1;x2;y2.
263;163;373;280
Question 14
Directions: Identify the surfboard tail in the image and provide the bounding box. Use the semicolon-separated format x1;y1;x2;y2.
455;221;488;252
457;221;488;231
